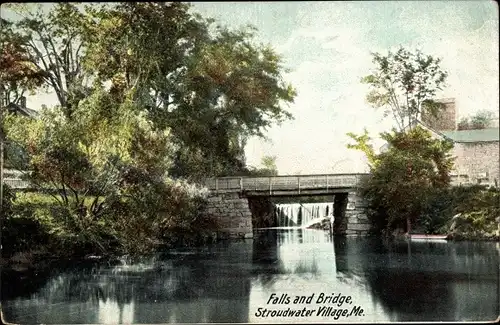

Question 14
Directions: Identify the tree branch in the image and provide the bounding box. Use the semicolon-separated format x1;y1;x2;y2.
26;40;65;105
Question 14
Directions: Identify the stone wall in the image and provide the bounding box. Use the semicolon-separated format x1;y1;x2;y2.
202;190;372;239
421;98;456;131
452;141;500;185
247;197;276;228
344;191;371;236
203;192;253;239
333;194;348;235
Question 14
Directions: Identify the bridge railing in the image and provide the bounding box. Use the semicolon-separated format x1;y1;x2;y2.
204;174;370;192
3;178;32;189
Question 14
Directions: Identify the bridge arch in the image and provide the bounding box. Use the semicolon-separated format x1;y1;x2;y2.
202;174;372;239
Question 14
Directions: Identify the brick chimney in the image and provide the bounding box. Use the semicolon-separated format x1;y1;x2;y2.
421;98;456;131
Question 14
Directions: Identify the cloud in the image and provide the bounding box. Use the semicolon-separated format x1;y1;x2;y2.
18;2;498;176
244;2;499;175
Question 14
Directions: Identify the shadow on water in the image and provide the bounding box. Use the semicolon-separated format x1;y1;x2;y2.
2;229;499;323
335;237;499;322
2;245;255;323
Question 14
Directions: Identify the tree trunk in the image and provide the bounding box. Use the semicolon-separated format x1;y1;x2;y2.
406;216;412;234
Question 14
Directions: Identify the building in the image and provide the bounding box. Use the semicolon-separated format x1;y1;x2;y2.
381;98;500;186
425;98;499;186
441;127;499;186
421;98;458;131
2;96;38;118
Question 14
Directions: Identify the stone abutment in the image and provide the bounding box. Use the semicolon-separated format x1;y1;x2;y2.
202;190;371;239
202;192;254;239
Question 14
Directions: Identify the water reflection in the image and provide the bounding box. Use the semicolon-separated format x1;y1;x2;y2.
2;230;498;323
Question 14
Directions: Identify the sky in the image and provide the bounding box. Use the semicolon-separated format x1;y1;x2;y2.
4;1;499;175
192;1;499;174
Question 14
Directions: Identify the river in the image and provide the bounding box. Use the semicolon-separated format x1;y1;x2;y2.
1;228;499;323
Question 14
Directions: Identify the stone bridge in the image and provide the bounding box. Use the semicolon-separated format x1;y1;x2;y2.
202;174;372;239
4;170;373;239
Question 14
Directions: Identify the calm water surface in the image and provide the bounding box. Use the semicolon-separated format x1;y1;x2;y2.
2;229;499;323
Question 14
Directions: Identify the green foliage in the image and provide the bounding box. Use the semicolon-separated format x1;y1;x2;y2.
4;90;175;256
346;128;378;168
93;172;213;254
81;2;295;178
416;185;485;234
3;192;116;256
3;2;295;180
261;156;278;171
447;187;499;239
348;126;455;233
247;155;279;176
1;184;15;218
418;187;455;234
457;110;494;130
0;17;45;104
362;47;448;130
5;3;92;118
3;180;213;257
2;2;295;257
2;192;59;256
457;117;470;131
1;211;50;257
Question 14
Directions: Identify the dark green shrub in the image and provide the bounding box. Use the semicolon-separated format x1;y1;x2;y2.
2;189;51;257
1;183;15;217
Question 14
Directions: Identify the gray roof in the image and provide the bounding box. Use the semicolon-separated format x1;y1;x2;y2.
441;128;499;143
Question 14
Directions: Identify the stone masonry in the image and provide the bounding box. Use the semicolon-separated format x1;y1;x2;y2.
333;192;371;236
420;97;499;185
421;98;456;131
452;142;500;185
202;189;373;239
344;191;371;236
203;192;253;239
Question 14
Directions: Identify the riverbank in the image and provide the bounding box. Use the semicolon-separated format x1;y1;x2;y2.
1;182;221;265
1;228;230;274
304;217;500;242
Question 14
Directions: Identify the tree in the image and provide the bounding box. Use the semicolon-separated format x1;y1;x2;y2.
242;155;278;177
346;129;378;168
2;2;293;254
258;155;278;176
362;47;448;131
0;18;45;105
347;126;455;234
3;90;177;254
3;3;295;180
261;155;277;171
470;110;494;129
81;2;295;179
5;3;93;119
457;117;470;131
457;110;494;130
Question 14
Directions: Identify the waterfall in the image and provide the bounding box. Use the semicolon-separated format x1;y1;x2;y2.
274;202;334;228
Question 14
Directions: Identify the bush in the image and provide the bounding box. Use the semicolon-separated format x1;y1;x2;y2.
2;190;51;257
4;168;217;258
457;111;494;130
1;183;15;217
415;185;498;236
101;166;214;254
3;192;118;257
348;126;455;234
448;187;499;239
